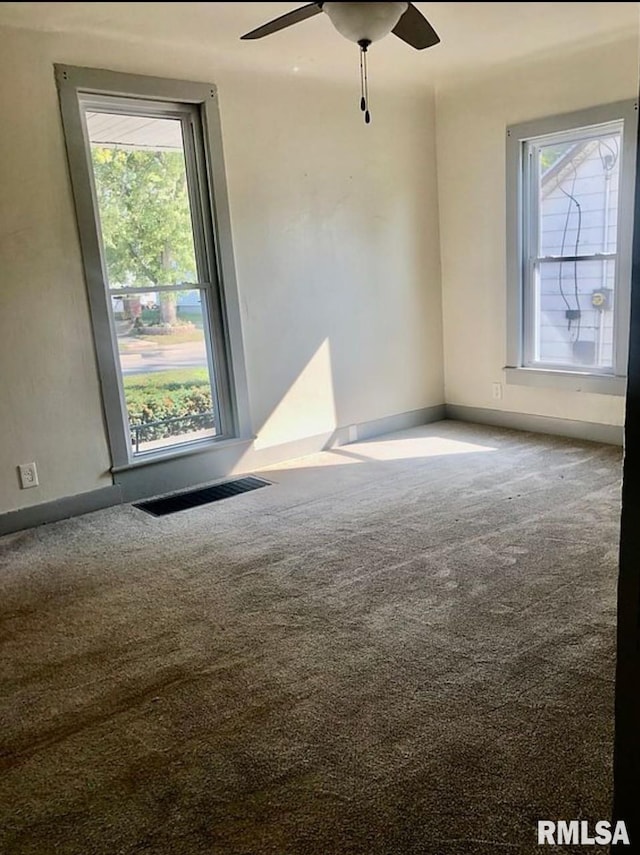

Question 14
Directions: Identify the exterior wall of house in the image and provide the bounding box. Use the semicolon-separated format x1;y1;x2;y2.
537;136;620;368
436;36;639;426
0;24;443;516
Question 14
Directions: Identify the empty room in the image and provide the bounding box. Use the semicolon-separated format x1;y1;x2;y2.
1;2;639;852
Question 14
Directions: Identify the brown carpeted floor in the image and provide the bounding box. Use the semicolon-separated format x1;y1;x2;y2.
0;421;622;854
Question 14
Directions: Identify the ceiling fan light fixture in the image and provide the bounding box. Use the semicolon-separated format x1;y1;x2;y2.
322;2;409;45
240;2;440;125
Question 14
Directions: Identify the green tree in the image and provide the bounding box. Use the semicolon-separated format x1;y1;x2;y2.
91;147;196;324
540;142;573;172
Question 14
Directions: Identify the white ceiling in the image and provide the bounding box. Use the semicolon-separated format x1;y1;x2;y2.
0;2;637;87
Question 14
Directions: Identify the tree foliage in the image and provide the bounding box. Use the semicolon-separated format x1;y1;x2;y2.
540;142;573;173
91;147;196;301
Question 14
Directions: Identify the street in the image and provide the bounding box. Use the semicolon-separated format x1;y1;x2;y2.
118;337;208;375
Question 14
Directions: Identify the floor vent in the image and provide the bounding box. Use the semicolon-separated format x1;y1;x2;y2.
134;476;271;517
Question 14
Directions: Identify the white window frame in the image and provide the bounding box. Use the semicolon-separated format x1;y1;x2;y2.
506;100;637;396
56;66;253;500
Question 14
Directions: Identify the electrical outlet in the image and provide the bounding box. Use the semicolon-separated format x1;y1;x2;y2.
18;462;39;489
348;425;358;443
492;382;503;401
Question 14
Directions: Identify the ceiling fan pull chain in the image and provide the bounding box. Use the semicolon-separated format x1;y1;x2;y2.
358;40;371;125
359;45;366;113
363;47;371;124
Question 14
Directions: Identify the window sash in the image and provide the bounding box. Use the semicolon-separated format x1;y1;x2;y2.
534;253;616;263
523;256;619;372
79;95;229;461
111;286;223;455
521;122;625;376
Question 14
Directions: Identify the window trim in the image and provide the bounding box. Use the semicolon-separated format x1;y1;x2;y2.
506;100;638;394
81;94;227;459
55;65;253;472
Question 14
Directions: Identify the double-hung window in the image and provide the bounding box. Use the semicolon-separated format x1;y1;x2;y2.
56;66;250;488
506;101;637;394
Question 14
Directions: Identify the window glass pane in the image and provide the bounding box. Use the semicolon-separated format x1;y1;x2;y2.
113;290;217;453
537;127;622;257
86;112;198;289
534;259;615;369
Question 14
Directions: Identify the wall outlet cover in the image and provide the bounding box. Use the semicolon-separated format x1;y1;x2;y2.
18;462;39;489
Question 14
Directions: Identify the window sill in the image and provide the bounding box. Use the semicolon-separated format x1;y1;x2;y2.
111;434;256;473
505;367;626;396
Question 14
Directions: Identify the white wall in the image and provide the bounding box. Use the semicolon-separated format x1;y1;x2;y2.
0;25;443;514
436;36;639;426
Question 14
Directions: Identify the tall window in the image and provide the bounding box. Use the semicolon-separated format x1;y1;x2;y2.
506;101;636;392
86;102;223;455
56;67;249;473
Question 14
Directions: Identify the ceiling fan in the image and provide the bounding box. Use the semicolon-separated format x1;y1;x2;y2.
241;3;440;124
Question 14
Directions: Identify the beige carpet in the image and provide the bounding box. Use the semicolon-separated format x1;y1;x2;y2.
0;421;622;854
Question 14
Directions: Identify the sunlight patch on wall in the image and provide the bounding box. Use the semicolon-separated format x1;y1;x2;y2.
254;339;336;450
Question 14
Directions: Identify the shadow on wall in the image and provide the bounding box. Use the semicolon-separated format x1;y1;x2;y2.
222;77;439;449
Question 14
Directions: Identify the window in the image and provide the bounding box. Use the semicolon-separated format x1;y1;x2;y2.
506;101;637;394
56;66;250;477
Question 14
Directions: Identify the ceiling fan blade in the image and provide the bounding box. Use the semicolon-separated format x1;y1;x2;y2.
392;3;440;50
240;3;322;40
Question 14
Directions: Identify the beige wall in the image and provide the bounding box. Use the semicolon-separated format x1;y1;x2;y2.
0;25;443;514
436;36;639;426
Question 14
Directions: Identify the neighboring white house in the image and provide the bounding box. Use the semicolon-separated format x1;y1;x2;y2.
538;133;620;368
